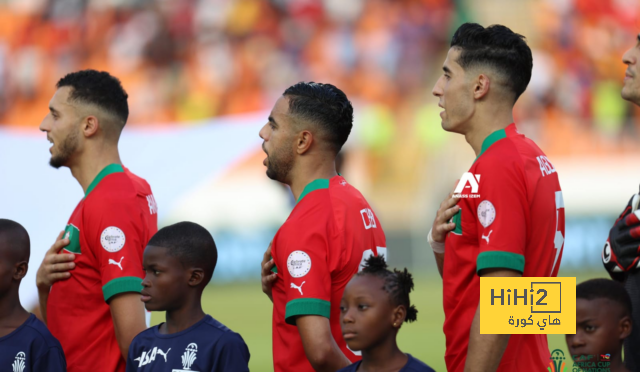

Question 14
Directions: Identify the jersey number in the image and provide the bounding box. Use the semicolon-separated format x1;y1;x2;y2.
550;191;564;276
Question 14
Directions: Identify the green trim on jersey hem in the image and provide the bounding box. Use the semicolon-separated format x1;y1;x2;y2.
86;164;124;197
476;251;524;274
474;128;507;162
102;276;143;302
297;179;330;203
271;265;278;273
285;298;331;325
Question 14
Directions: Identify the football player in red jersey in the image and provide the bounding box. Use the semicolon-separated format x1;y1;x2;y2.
430;23;564;372
259;82;387;372
600;34;640;370
35;70;157;372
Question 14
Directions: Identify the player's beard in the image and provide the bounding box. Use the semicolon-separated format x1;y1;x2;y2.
49;130;79;169
266;146;294;183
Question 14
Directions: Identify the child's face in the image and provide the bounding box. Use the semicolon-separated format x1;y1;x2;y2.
566;298;630;360
340;275;398;352
141;245;188;312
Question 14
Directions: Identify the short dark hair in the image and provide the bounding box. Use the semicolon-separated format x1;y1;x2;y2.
56;70;129;128
450;23;533;102
577;278;632;317
357;255;418;323
147;222;218;286
0;219;30;263
283;82;353;153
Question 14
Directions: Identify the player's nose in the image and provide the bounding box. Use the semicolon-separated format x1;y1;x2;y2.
568;333;585;348
259;123;268;140
432;76;445;97
141;275;151;287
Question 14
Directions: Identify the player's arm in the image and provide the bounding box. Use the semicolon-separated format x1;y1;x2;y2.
85;195;150;358
429;181;460;278
35;231;75;324
464;268;521;372
109;292;147;359
296;315;351;371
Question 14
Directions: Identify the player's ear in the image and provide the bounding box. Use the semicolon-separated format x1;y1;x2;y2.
619;315;632;339
83;115;100;138
296;130;313;155
13;261;28;281
187;268;205;287
391;304;406;328
473;74;490;100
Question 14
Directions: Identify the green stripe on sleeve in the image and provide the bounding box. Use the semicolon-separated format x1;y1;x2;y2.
285;298;331;325
477;251;525;274
102;276;143;302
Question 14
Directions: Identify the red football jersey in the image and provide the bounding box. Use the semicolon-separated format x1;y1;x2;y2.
443;124;564;372
270;176;387;372
47;164;158;372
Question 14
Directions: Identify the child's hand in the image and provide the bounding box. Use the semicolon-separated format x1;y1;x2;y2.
36;231;76;290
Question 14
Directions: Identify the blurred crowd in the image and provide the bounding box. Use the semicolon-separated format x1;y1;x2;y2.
0;0;639;160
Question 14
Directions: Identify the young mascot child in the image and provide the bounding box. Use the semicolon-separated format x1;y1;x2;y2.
566;278;633;372
126;222;250;371
0;219;66;370
338;255;434;372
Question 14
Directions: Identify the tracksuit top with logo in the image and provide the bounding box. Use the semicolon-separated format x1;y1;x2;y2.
443;124;565;372
270;176;387;372
126;315;250;372
0;314;66;372
47;164;158;372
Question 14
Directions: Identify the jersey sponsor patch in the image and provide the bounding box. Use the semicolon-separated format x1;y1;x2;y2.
477;200;496;228
287;251;312;278
100;226;126;252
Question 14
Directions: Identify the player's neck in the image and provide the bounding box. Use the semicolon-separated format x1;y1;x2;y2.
359;336;407;372
288;157;337;202
69;146;122;194
0;289;30;335
464;112;513;157
162;302;206;335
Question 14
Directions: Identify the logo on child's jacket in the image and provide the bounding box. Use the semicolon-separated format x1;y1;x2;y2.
134;347;171;367
172;343;199;372
12;352;25;372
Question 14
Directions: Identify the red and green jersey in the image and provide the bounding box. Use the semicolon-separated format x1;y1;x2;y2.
47;164;158;372
443;124;564;372
270;176;387;372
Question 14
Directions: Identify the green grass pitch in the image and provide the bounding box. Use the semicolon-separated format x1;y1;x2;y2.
150;270;605;371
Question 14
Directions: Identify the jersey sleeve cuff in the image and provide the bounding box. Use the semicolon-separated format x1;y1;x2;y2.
102;276;143;302
477;251;525;274
285;298;330;325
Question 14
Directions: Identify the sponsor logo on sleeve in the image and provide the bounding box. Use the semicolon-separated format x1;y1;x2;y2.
290;281;306;295
477;200;496;228
101;226;126;252
360;208;377;229
287;251;312;278
108;256;124;270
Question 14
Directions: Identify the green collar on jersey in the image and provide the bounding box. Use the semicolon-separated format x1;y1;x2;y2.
474;128;507;162
85;163;124;197
297;179;330;203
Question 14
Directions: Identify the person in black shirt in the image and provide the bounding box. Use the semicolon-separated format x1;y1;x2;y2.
0;219;66;371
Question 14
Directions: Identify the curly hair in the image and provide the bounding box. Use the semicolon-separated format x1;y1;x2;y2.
357;254;418;323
